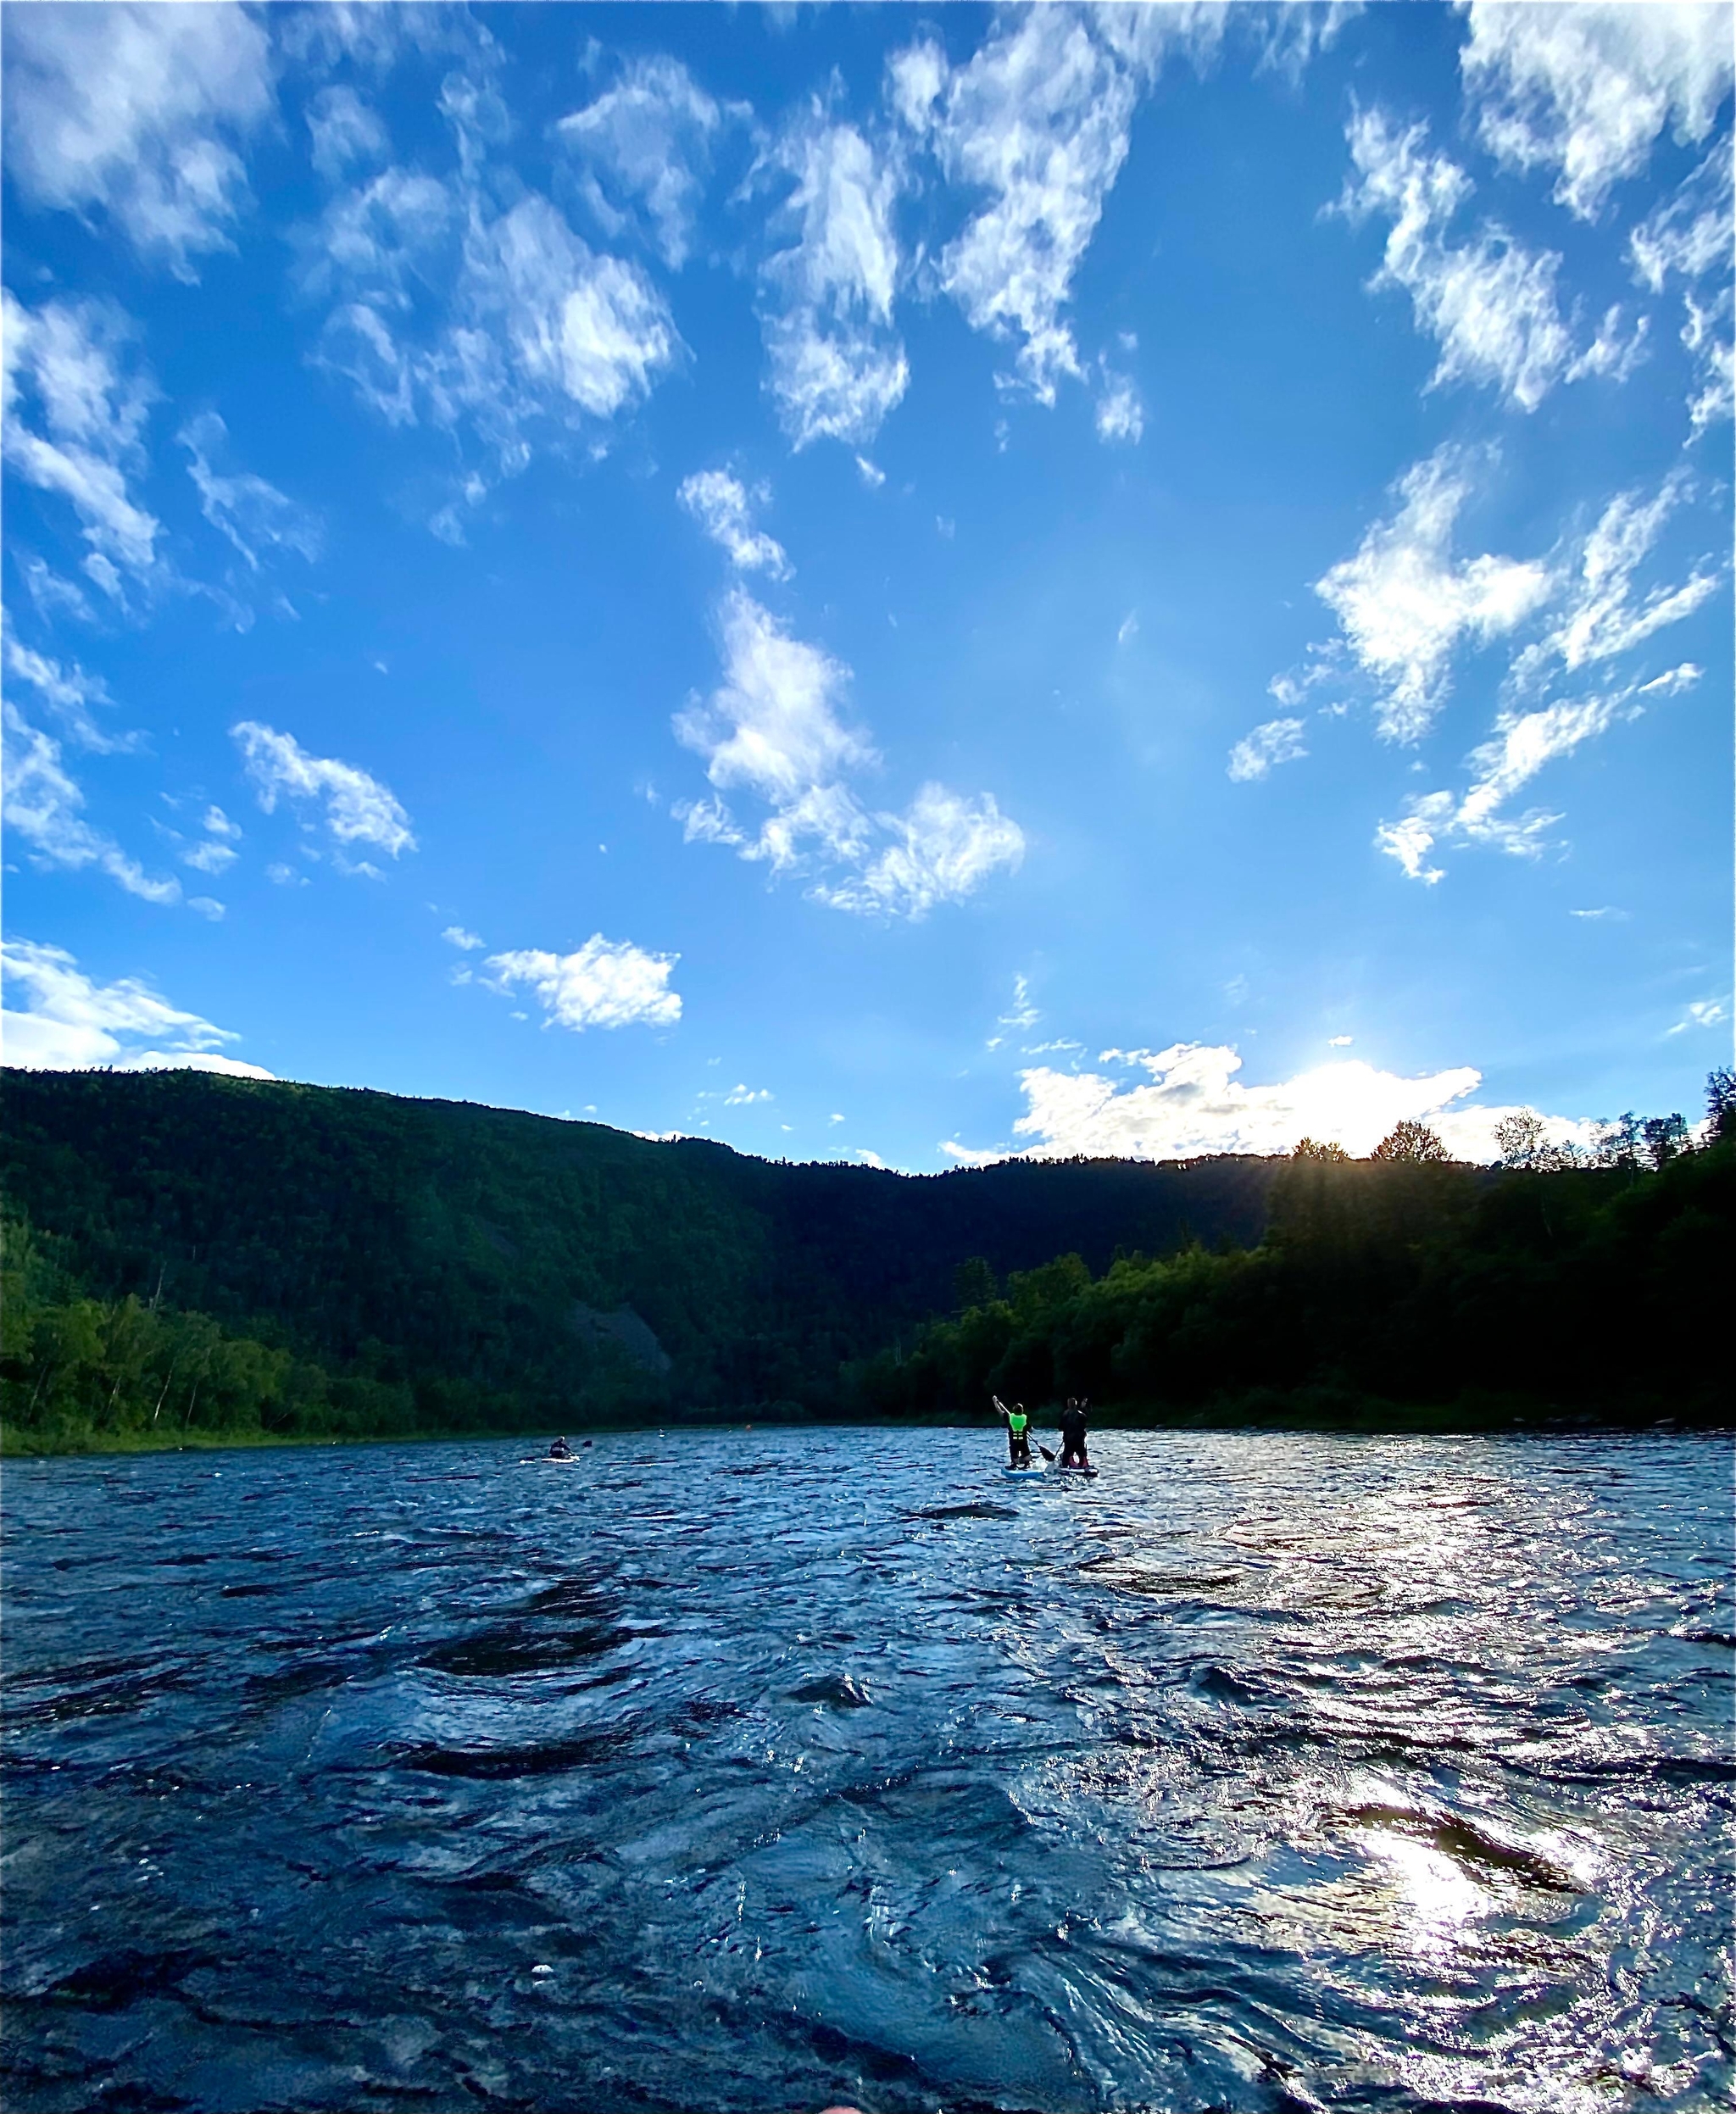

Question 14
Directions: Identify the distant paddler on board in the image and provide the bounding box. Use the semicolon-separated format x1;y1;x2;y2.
992;1394;1047;1472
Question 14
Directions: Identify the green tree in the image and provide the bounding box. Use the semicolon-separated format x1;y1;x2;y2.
1291;1138;1350;1161
953;1256;998;1312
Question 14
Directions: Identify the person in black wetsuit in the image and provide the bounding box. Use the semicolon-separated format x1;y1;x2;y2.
548;1436;574;1460
1058;1397;1091;1471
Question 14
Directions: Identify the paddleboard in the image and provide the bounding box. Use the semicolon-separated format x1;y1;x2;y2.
1054;1466;1099;1480
520;1455;582;1466
1000;1463;1048;1480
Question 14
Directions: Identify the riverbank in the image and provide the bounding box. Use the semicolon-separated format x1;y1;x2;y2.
8;1388;1723;1457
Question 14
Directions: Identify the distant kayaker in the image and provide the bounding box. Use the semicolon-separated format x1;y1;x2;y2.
548;1436;574;1460
1059;1396;1091;1471
992;1394;1033;1469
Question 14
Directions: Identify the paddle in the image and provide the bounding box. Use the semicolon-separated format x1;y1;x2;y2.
1036;1442;1056;1463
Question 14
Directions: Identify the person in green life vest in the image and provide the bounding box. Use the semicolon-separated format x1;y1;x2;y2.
992;1394;1032;1468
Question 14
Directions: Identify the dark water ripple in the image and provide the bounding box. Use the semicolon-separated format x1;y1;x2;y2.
2;1428;1730;2112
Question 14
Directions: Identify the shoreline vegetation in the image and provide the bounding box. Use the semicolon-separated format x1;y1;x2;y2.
4;1069;1731;1458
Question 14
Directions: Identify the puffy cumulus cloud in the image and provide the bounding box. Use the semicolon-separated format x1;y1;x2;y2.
2;1;274;277
2;937;270;1076
671;592;1021;920
1339;109;1583;412
177;412;322;572
3;703;181;904
677;471;791;578
481;937;682;1032
1;626;134;754
676;591;876;827
759;110;908;449
1227;715;1308;782
815;784;1024;921
442;925;485;951
559;54;728;270
722;1082;771;1106
1310;448;1550;742
1459;0;1734;222
947;1043;1593;1165
232;721;415;858
1377;663;1701;882
1;292;163;598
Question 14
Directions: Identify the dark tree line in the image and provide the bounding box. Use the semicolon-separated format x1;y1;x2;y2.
850;1086;1736;1431
3;1070;1728;1450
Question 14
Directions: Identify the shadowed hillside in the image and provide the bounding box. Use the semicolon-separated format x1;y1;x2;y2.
1;1071;1277;1447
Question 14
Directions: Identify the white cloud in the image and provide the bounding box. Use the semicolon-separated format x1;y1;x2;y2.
678;471;791;577
1629;142;1734;431
673;591;1023;919
306;86;390;186
1116;610;1138;646
559;55;726;270
1310;447;1551;742
442;925;485;951
232;721;415;857
1;627;133;753
1327;1034;1354;1046
829;1112;846;1124
856;454;887;490
1094;370;1144;444
956;1042;1594;1165
266;862;307;887
2;1;274;276
988;971;1041;1051
1514;475;1722;685
1;937;270;1075
723;1082;772;1105
1376;664;1702;882
676;591;875;828
1667;996;1730;1038
1;292;163;595
817;783;1025;921
759;109;908;448
854;1148;888;1170
178;412;322;571
482;937;682;1032
1339;109;1576;412
3;703;180;904
909;8;1138;406
1460;0;1734;221
1227;715;1309;782
1569;906;1625;921
307;109;681;488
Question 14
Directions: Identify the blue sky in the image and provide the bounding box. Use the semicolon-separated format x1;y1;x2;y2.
3;1;1731;1171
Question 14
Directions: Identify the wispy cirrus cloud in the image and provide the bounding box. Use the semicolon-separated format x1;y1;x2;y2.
178;412;322;572
1629;141;1734;434
1;626;136;754
1;292;164;601
2;1;274;277
481;937;682;1032
231;721;415;860
1338;108;1607;413
677;471;790;578
2;704;181;905
1459;0;1733;221
757;107;908;450
1375;663;1701;883
1227;716;1308;782
559;54;731;270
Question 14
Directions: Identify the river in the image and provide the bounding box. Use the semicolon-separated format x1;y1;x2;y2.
3;1427;1729;2111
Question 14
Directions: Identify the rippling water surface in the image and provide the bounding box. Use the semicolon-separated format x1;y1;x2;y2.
3;1428;1731;2112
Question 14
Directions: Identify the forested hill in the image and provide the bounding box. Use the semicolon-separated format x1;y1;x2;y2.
2;1070;1277;1446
